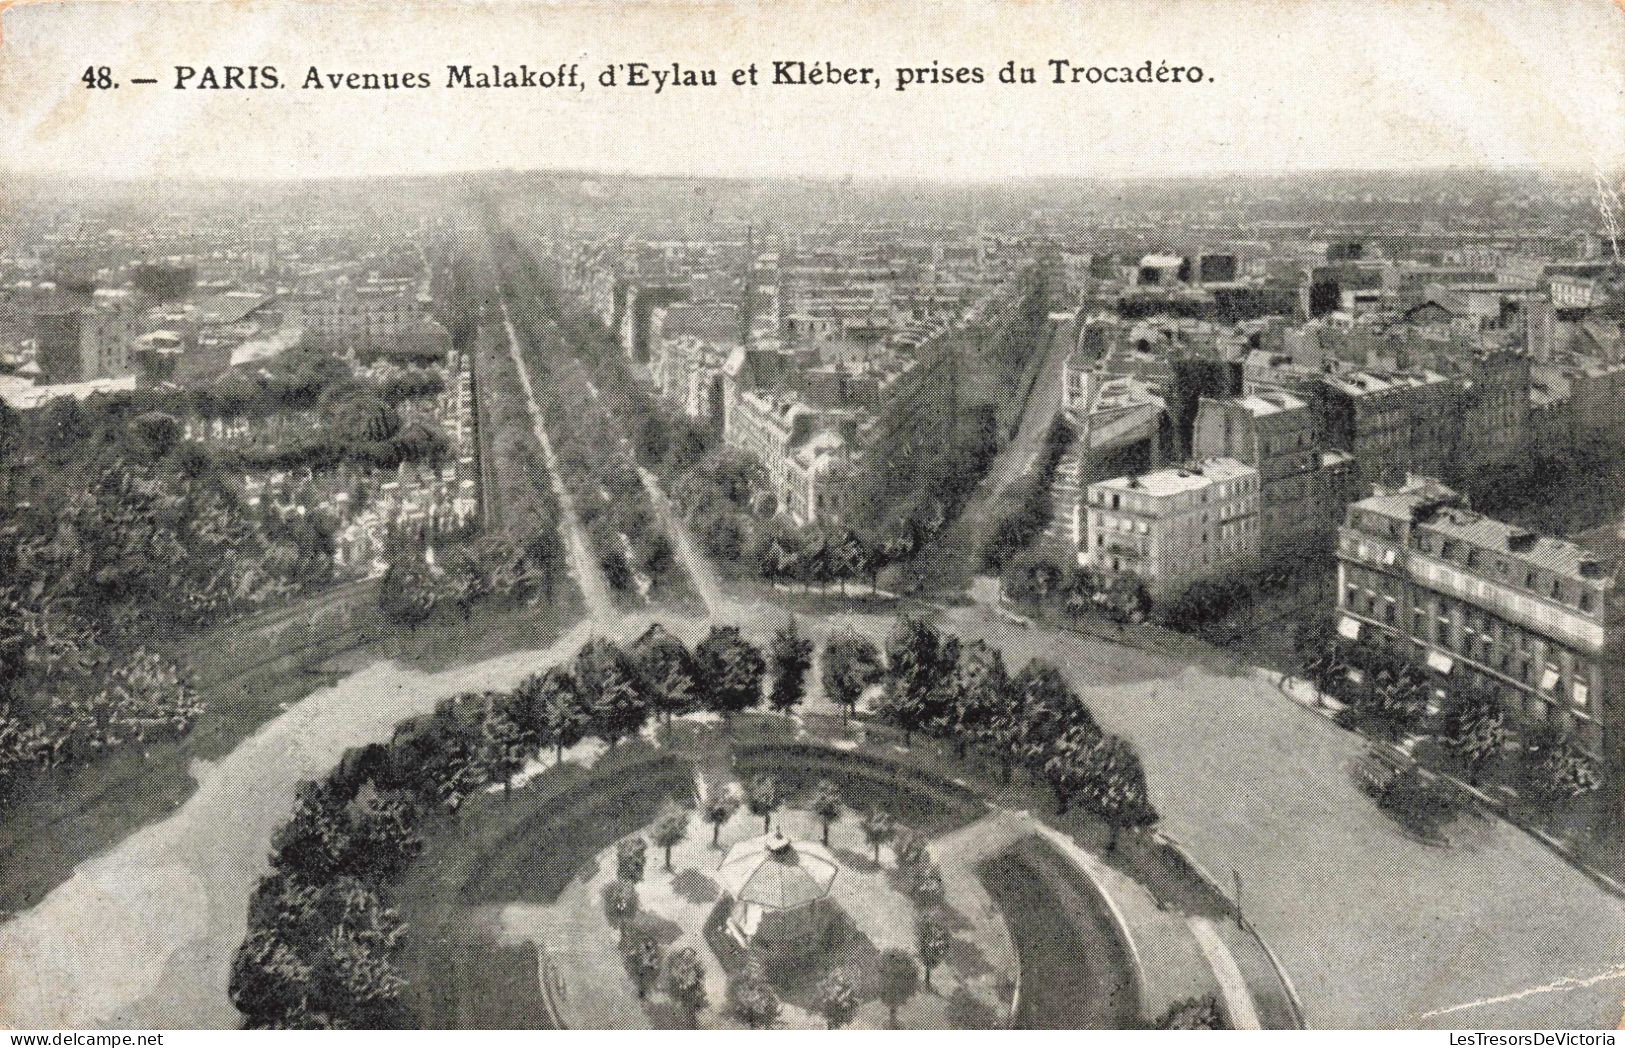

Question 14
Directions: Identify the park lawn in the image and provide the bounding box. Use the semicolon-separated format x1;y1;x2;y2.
0;594;579;917
393;742;698;1025
979;841;1140;1029
409;939;556;1029
391;718;1016;1027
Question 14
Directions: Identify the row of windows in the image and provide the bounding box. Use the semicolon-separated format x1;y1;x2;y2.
1414;533;1598;612
1340;576;1595;708
1090;476;1260;513
1348;518;1602;616
1352;626;1602;755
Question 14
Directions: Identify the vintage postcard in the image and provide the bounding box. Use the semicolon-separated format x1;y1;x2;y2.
1;0;1624;1035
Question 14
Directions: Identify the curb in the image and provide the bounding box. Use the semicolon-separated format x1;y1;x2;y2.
1157;831;1308;1030
1266;670;1625;903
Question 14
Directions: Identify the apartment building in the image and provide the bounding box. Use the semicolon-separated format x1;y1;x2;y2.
1313;369;1457;493
1083;458;1261;600
300;290;427;352
1454;350;1531;474
724;387;856;525
1336;481;1621;762
34;300;138;384
1192;391;1329;561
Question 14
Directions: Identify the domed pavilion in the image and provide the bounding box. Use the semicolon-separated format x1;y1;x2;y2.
717;831;845;972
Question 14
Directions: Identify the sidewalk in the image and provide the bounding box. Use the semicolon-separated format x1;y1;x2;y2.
945;807;1298;1028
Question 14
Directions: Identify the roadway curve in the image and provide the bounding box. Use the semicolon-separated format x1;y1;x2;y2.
0;618;633;1028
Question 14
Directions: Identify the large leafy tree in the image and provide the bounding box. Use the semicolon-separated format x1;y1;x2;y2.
377;561;436;631
860;807;896;863
1012;659;1094;775
728;971;783;1029
916;913;951;988
662;946;710;1022
768;615;814;714
821;628;883;724
574;638;650;747
515;666;589;762
629;624;697;726
601;880;639;942
978;674;1026;785
702;788;739;847
816;967;859;1029
620;930;663;999
876;948;920;1028
1438;687;1510;786
1041;724;1105;815
880;615;958;745
943;640;1008;758
270;779;356;883
693;625;766;721
1081;733;1159;851
1525;730;1603;803
474;692;532;797
651;802;689;870
808;779;843;846
745;774;780;833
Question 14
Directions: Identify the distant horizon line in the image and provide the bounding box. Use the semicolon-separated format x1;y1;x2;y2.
3;158;1618;189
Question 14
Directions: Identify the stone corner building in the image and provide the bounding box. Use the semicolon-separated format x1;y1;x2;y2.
1336;477;1621;772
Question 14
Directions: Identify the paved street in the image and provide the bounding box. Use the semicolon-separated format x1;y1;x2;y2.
936;606;1625;1029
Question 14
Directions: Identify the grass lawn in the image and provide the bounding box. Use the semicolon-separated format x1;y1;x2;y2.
393;743;697;1026
0;593;579;917
390;715;1041;1028
980;840;1140;1028
408;939;555;1029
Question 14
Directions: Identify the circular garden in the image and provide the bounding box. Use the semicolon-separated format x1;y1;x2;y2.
229;616;1169;1029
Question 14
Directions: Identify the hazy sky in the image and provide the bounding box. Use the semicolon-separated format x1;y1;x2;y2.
2;0;1623;181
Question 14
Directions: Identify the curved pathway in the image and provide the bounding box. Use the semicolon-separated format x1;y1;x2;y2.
0;615;674;1028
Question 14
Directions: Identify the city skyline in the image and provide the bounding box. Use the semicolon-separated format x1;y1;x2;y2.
5;0;1625;1036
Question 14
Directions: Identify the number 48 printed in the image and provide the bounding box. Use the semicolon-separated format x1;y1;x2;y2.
82;66;115;89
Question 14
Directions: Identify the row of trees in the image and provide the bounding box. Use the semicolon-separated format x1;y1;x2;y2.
491;233;692;604
1296;621;1602;804
235;610;1155;1026
178;344;445;423
999;539;1310;640
469;312;572;570
841;261;1056;574
230;619;799;1027
829;616;1161;849
980;417;1074;573
220;398;450;476
375;526;568;632
1000;556;1151;626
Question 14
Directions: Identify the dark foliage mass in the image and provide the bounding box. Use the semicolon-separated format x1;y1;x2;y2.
867;615;1158;847
0;396;332;805
232;625;767;1028
489;228;691;603
843;262;1056;570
